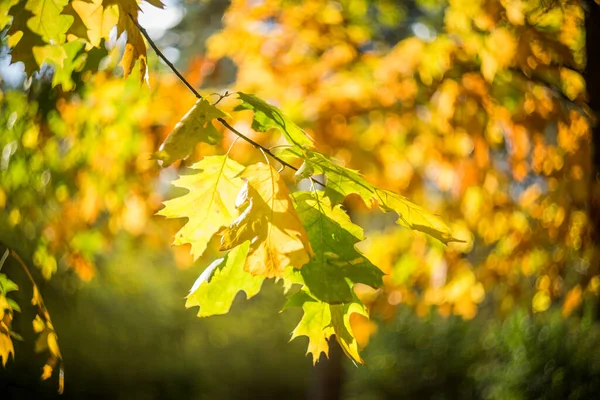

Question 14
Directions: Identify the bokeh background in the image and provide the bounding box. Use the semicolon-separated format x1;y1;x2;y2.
2;0;600;398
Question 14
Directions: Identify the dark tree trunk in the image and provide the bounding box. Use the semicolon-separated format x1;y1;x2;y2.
309;339;344;400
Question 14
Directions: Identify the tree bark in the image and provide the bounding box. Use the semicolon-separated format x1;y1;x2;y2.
309;338;344;400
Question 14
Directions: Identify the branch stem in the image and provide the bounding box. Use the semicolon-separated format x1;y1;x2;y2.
130;13;324;186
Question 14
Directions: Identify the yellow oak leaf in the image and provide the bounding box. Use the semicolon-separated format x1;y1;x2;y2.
158;155;245;260
103;0;163;81
219;163;313;278
70;0;118;47
0;295;14;367
0;330;14;368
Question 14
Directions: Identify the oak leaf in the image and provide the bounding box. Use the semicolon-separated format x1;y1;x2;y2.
153;99;227;166
70;0;118;47
294;191;383;303
235;92;314;149
285;291;367;365
103;0;163;81
186;242;264;317
158;155;245;260
7;2;47;75
283;148;461;244
219;163;313;278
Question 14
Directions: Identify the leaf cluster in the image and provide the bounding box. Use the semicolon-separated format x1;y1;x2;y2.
158;92;458;363
2;0;164;87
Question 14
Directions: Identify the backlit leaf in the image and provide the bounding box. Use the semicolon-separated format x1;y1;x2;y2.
284;148;459;243
25;0;73;43
235;92;314;148
7;2;46;75
294;191;383;303
70;0;118;47
286;291;367;364
185;242;264;317
159;155;245;260
374;189;461;244
153;99;227;166
104;0;164;81
219;163;313;278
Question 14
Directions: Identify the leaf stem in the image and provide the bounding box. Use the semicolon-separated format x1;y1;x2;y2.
130;14;326;187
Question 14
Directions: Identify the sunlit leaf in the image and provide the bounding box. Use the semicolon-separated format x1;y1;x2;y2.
186;241;264;317
286;291;367;365
294;191;383;303
235;92;314;148
374;189;461;244
7;2;46;75
219;163;313;278
159;155;245;260
25;0;73;43
153;99;228;166
284;148;459;243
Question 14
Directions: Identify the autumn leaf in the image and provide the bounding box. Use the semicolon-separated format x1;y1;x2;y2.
0;295;15;367
285;291;367;365
30;286;62;382
7;2;47;75
153;99;228;166
374;189;461;244
186;241;264;317
103;0;163;81
70;0;118;47
50;41;87;90
0;274;19;368
62;3;90;42
25;0;73;43
284;148;460;243
219;163;313;278
0;0;19;31
158;155;245;260
235;92;314;149
294;191;383;303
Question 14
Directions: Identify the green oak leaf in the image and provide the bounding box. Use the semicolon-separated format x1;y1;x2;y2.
293;191;383;303
235;92;314;149
285;291;367;364
158;155;245;260
50;40;86;91
25;0;73;43
374;189;460;244
186;242;264;317
282;147;461;244
280;148;374;205
0;273;19;294
153;99;228;166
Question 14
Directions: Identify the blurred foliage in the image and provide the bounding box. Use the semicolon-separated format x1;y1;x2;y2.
1;0;600;397
346;304;600;400
203;0;595;327
0;235;314;399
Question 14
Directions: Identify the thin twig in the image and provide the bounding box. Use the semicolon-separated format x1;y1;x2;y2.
217;118;298;171
130;14;202;98
130;14;326;188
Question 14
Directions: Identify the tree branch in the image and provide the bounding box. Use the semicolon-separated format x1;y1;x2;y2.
130;14;325;188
